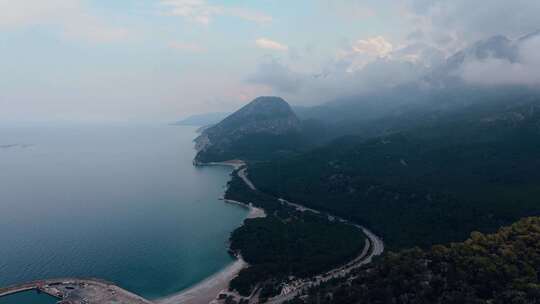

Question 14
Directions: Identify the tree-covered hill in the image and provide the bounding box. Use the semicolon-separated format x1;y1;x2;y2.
292;217;540;304
248;98;540;249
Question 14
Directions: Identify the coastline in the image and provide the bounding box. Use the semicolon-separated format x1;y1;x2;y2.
184;159;384;304
193;159;246;170
223;199;267;219
156;257;247;304
157;160;265;304
0;155;380;304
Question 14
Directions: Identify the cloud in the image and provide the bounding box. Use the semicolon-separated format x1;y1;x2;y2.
403;0;540;52
227;7;273;24
351;36;393;57
0;0;130;43
255;38;288;51
247;58;302;93
160;0;220;25
460;35;540;86
245;31;445;105
63;23;130;43
169;41;207;53
318;0;376;21
337;36;395;71
160;0;272;25
246;53;427;105
392;42;445;67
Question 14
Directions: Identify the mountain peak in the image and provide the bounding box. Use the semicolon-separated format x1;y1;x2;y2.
228;96;297;122
251;95;287;103
249;96;289;107
194;96;301;162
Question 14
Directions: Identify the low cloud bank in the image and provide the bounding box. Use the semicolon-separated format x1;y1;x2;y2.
460;35;540;86
247;33;540;106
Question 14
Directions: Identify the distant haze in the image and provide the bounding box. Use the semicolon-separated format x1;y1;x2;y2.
1;0;540;123
173;112;229;126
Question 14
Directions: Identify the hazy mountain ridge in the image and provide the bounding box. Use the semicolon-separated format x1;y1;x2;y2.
172;112;230;126
296;31;540;138
425;32;540;87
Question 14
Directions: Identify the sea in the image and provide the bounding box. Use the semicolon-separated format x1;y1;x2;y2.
0;125;247;303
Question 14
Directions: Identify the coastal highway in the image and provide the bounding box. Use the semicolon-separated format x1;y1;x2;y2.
234;165;385;304
237;167;256;191
263;213;385;304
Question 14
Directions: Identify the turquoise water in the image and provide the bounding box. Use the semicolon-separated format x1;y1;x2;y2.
0;125;247;301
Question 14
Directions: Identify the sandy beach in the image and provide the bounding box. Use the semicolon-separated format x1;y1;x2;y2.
156;257;247;304
224;199;266;219
159;159;383;304
155;200;264;304
155;160;264;304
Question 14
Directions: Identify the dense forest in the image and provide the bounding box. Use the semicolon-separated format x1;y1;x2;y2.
225;173;366;299
290;217;540;304
249;98;540;249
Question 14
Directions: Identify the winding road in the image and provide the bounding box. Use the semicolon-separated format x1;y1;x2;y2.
234;164;385;304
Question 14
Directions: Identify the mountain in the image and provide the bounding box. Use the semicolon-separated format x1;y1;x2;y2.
198;33;540;303
248;96;540;249
295;32;540;140
194;96;302;162
172;112;229;126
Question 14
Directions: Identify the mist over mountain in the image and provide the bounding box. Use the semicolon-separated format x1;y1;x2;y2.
252;31;540;120
204;26;540;287
281;32;540;145
427;31;540;87
207;30;540;300
193;32;540;165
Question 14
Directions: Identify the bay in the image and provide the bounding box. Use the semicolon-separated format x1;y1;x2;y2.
0;125;246;302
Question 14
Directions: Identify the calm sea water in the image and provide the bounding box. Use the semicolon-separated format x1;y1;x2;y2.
0;125;247;302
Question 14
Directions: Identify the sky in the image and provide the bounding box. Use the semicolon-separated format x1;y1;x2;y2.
1;0;540;124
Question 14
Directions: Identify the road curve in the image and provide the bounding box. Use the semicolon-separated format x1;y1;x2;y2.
235;166;385;304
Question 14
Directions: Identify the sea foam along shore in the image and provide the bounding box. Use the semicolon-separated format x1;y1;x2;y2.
157;160;265;304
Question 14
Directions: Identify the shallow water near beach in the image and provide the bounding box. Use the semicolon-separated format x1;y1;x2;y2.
0;125;247;302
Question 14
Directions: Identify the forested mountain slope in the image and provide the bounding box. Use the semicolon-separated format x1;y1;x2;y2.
249;98;540;248
292;217;540;304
